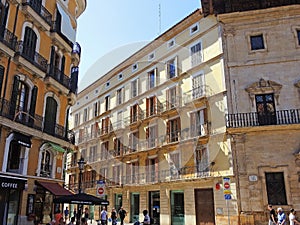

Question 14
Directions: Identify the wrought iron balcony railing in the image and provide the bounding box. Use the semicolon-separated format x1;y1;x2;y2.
15;41;48;72
226;109;300;128
47;65;71;89
0;98;75;143
22;0;52;25
0;25;17;51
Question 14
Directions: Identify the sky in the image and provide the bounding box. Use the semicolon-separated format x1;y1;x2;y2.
76;0;201;90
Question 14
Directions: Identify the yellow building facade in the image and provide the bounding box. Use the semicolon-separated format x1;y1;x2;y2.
0;0;86;224
69;9;238;225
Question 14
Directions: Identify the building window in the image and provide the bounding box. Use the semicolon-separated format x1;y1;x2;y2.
23;27;37;60
256;94;276;125
148;69;156;89
146;96;158;117
113;165;121;185
170;191;185;224
130;104;139;123
167;117;180;143
148;52;155;61
265;172;287;205
168;39;175;49
83;108;88;122
118;73;123;80
84;170;96;188
132;63;138;72
7;141;24;174
105;95;110;111
191;42;202;66
40;150;52;177
129;131;139;152
131;79;138;98
166;86;178;110
114;137;123;156
93;101;100;117
297;30;300;45
101;117;110;135
190;109;207;137
195;145;209;176
74;113;79;126
44;97;58;135
117;111;123;128
89;145;97;162
190;23;199;35
250;34;265;50
146;125;157;148
117;88;124;105
166;57;176;79
105;81;110;88
192;73;205;99
146;157;158;182
100;141;108;160
99;167;107;180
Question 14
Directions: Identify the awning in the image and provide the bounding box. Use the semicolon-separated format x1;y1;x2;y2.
14;132;31;148
36;181;73;196
49;142;65;153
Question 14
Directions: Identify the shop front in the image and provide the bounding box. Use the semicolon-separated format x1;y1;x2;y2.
0;175;27;225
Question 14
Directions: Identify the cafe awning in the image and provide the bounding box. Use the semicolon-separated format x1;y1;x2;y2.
36;181;73;196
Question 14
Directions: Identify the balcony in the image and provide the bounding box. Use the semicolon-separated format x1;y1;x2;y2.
106;165;211;187
226;109;300;128
0;98;74;143
0;25;17;56
14;41;48;76
45;65;71;94
22;0;52;30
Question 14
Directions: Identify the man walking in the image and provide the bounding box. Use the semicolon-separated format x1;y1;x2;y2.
118;207;127;225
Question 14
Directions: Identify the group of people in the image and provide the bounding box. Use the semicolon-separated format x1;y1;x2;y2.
46;207;89;225
99;206;127;225
268;204;300;225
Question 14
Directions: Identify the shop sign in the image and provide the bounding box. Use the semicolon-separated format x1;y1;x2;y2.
0;176;26;190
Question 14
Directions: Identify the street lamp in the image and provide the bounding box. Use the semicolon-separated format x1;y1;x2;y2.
77;156;86;224
77;156;86;194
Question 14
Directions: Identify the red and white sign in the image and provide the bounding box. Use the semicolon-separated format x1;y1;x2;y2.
96;181;105;197
223;177;231;195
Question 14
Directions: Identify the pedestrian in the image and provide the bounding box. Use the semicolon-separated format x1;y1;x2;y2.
58;217;65;225
55;209;63;225
111;208;117;225
268;204;277;225
73;208;77;220
64;207;69;221
84;207;89;222
80;217;87;225
100;206;108;225
289;208;300;225
68;217;75;225
277;207;286;225
118;206;127;225
142;209;150;225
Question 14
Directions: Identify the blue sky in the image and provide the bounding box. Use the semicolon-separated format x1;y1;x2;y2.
76;1;200;89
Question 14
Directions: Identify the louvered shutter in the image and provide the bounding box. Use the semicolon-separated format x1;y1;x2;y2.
10;75;20;117
0;66;5;97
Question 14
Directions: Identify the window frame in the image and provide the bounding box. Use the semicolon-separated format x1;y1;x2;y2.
190;40;203;67
247;32;267;53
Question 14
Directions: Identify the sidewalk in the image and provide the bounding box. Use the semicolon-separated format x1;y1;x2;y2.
86;220;135;225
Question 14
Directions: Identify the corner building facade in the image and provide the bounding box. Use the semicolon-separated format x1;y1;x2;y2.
69;9;238;225
0;0;86;224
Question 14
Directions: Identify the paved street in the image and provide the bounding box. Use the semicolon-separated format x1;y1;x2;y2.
86;220;135;225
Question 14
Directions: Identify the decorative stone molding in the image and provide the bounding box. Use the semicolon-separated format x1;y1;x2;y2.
245;78;282;106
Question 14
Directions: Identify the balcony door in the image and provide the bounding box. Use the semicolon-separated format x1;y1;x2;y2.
44;97;57;135
255;94;276;125
23;27;37;61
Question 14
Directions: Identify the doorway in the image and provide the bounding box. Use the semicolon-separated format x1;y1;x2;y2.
195;189;215;225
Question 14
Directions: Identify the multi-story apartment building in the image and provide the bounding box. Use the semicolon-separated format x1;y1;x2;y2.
0;0;86;224
69;9;238;225
201;0;300;224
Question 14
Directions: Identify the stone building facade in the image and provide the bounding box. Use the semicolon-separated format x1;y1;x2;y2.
202;0;300;224
0;0;86;224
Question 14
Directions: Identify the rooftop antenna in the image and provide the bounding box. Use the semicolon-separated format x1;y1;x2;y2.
158;1;161;35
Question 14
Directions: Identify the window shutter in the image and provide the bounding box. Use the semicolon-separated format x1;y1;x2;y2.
177;117;181;133
146;98;149;117
166;121;170;142
113;138;117;156
0;66;5;97
10;75;20;117
166;89;170;109
29;86;38;116
61;55;65;74
154;96;157;114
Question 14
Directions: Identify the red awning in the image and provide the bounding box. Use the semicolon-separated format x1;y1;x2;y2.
36;181;73;196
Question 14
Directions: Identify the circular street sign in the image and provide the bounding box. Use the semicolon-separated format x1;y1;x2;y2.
224;182;230;189
97;187;104;195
